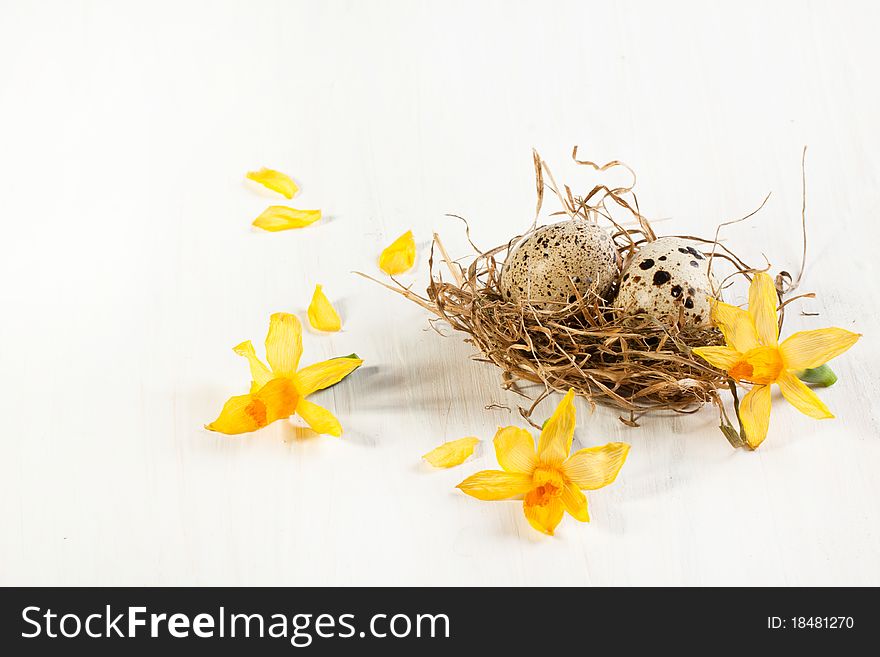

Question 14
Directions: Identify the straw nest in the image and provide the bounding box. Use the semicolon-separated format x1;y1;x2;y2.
366;147;809;442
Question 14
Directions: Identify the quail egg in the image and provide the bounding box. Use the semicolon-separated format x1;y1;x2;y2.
615;237;715;327
500;220;617;308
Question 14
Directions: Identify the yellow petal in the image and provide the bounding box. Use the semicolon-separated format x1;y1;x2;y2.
294;356;363;397
296;398;343;436
493;426;538;474
253;206;321;232
523;495;565;535
422;437;479;468
307;284;342;332
748;272;779;346
561;482;590;522
562;442;630;490
537;389;576;468
692;345;742;372
233;340;272;388
779;328;861;371
206;378;299;435
246;168;299;198
378;230;416;275
739;384;772;449
777;371;833;420
711;300;759;353
265;312;302;378
457;470;533;501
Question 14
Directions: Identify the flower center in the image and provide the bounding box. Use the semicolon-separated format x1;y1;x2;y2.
729;346;784;385
245;398;268;427
526;467;565;507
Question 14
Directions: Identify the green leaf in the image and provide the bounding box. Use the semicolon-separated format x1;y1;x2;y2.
796;364;837;387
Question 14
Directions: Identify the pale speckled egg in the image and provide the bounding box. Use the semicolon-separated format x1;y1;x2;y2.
500;220;617;307
615;237;715;327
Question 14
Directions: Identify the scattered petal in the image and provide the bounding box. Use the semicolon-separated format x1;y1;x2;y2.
253;206;321;232
308;284;342;332
423;437;480;468
379;230;416;275
246;168;298;198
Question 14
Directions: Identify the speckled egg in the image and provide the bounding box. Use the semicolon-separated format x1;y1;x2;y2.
500;220;617;307
615;237;715;327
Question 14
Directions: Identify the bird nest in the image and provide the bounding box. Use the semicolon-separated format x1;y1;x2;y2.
367;148;808;442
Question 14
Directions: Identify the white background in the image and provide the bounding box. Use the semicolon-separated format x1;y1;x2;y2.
2;0;878;586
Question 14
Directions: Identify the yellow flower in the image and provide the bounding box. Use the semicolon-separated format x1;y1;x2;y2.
423;437;480;468
207;313;362;436
693;272;860;449
379;230;416;275
253;206;321;232
308;284;341;332
246;168;299;198
457;390;630;536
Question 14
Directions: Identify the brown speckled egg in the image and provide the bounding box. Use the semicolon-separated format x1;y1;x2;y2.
500;220;617;307
615;237;715;327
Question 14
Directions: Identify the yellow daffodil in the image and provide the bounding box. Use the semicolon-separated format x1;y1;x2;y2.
253;206;321;232
308;284;341;332
457;390;630;535
693;272;860;448
423;437;480;468
208;313;362;436
246;168;299;198
379;230;416;275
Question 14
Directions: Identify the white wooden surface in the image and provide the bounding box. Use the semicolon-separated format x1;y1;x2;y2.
2;0;879;586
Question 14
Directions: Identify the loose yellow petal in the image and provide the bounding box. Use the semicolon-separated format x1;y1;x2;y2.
748;272;779;346
523;495;565;535
206;378;299;435
692;345;742;372
294;356;363;397
561;482;590;522
536;389;576;468
711;300;760;353
253;206;321;232
246;168;299;198
779;328;861;371
562;442;630;490
265;312;302;378
307;284;342;332
422;437;480;468
777;371;834;420
296;398;343;436
493;426;538;474
457;470;533;501
378;230;416;275
739;384;772;449
233;340;272;389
